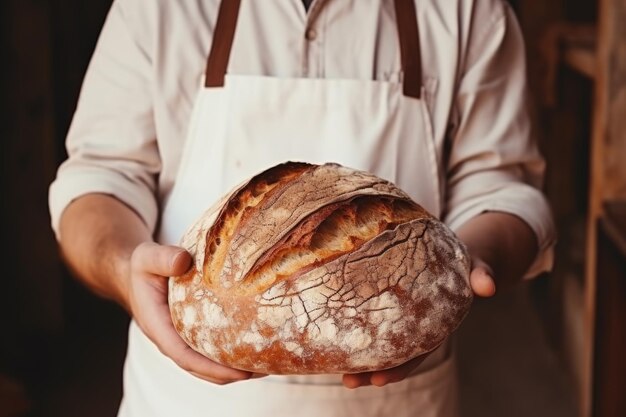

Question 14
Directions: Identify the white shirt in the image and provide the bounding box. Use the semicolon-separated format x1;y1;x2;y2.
49;0;555;275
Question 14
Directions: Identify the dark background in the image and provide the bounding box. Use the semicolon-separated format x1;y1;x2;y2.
2;1;624;417
1;1;127;415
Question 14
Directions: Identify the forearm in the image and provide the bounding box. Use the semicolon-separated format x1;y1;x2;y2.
58;193;153;310
455;211;538;292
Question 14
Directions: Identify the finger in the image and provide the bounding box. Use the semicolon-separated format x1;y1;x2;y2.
189;371;233;385
189;371;266;384
368;354;428;387
147;308;252;382
132;242;192;277
342;372;373;389
167;337;252;382
135;279;252;382
470;266;496;297
189;371;248;385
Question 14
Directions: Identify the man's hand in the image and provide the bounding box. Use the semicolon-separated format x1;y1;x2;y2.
339;259;496;389
59;195;256;385
457;211;538;297
128;242;255;384
341;212;538;389
342;353;431;389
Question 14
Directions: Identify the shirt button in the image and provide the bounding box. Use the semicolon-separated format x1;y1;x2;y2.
305;28;317;41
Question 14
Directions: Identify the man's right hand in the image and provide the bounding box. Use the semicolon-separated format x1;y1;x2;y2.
127;242;254;384
59;195;255;384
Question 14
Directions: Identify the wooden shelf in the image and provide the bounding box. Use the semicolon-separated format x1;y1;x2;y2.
601;200;626;259
593;200;626;417
560;25;597;79
563;41;597;79
536;3;625;416
540;23;597;106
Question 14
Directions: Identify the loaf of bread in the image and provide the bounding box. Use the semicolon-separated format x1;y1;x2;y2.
168;162;473;375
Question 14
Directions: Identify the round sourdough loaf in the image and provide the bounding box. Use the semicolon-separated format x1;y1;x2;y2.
168;162;473;374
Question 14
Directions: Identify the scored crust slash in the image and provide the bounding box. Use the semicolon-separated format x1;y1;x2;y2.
168;162;473;375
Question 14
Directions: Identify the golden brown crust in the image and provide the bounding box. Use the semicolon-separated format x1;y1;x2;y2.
169;162;472;374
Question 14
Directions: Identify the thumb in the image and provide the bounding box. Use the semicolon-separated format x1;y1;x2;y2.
132;242;193;277
470;259;496;298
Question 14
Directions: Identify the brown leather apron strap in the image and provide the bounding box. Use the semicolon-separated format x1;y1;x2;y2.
205;0;241;87
204;0;423;98
394;0;422;99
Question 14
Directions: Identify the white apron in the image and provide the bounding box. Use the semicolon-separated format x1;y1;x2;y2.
119;0;459;415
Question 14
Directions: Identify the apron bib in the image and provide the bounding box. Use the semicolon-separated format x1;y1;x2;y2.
120;1;458;415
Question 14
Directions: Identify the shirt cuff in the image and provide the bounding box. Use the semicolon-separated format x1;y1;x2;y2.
49;166;158;241
444;183;557;279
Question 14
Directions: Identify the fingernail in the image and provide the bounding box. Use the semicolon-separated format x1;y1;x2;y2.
170;250;186;270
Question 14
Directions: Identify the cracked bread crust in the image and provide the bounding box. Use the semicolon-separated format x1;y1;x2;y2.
168;162;473;374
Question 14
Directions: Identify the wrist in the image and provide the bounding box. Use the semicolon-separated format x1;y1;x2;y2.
59;194;154;311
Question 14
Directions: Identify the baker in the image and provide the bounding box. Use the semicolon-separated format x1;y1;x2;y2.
49;0;556;416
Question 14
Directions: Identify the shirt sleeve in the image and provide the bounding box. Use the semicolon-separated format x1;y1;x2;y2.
443;2;556;279
48;0;160;239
